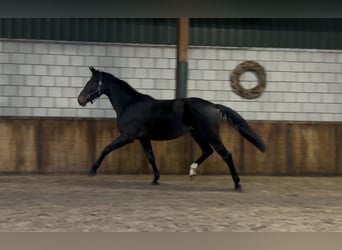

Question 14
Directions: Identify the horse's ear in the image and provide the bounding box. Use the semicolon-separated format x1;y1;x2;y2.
89;66;96;74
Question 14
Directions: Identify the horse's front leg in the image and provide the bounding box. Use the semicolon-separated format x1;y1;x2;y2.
89;134;134;176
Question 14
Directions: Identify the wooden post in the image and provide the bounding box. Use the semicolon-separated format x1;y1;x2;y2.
176;18;189;99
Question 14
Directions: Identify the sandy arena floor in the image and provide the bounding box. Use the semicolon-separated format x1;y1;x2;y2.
0;174;341;232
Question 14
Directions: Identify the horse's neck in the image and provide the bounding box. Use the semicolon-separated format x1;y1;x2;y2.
104;77;144;115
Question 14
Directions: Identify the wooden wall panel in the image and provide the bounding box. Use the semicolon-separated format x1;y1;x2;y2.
243;123;288;175
334;125;341;175
0;118;340;176
0;119;38;173
290;123;336;175
40;119;93;173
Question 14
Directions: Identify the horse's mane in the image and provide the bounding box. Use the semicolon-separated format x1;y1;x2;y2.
103;71;141;95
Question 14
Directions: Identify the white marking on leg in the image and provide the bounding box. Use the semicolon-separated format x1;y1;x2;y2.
189;163;198;177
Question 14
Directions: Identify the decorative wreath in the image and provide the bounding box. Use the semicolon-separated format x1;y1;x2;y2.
229;60;267;99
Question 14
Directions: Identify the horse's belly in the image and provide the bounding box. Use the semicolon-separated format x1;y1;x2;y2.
146;120;189;140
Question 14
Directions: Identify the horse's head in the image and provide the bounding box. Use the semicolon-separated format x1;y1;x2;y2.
78;67;106;106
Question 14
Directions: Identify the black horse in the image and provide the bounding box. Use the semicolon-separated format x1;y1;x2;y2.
78;67;265;190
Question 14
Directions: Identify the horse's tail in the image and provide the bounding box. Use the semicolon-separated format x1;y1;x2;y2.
214;104;266;152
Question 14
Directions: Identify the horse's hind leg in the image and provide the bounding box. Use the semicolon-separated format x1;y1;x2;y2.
139;137;160;185
188;130;214;178
210;141;241;190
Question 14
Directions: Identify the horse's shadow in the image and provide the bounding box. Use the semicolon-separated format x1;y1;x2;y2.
65;175;240;193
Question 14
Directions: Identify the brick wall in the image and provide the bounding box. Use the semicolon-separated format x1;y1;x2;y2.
1;39;342;121
188;47;342;121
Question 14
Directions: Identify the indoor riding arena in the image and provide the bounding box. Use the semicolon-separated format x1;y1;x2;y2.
0;18;341;232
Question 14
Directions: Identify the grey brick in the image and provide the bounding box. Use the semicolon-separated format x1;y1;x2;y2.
17;107;32;116
104;109;116;118
48;87;63;97
163;48;175;59
0;53;10;63
55;55;70;65
8;76;25;87
98;56;113;67
134;68;148;78
68;98;81;109
107;46;121;57
140;58;154;68
19;65;33;75
33;86;48;97
3;42;18;52
70;56;85;66
155;58;169;69
210;60;224;70
48;43;64;54
92;46;106;56
149;48;163;58
55;98;70;108
41;54;55;65
91;109;105;117
47;108;62;117
26;97;40;107
161;69;174;79
55;77;69;87
41;98;55;107
120;47;135;57
77;67;89;77
0;107;17;116
34;43;49;54
189;49;204;59
18;42;34;53
120;68;135;78
0;96;9;106
25;54;40;64
18;86;32;96
10;97;25;107
127;58;141;68
141;79;154;89
69;77;85;87
64;44;78;55
77;108;91;117
63;66;78;76
32;108;47;116
63;87;78;98
3;64;18;74
134;47;149;58
203;49;217;60
10;53;25;64
24;75;40;86
148;69;161;79
188;70;202;80
3;86;18;96
85;56;99;67
113;57;128;68
78;45;93;55
40;76;55;86
34;65;48;76
62;109;77;117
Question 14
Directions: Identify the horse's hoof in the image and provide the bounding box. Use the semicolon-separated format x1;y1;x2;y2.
189;174;196;180
89;168;97;176
151;180;159;185
234;184;242;191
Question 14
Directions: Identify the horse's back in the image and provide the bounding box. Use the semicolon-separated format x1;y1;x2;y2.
183;97;221;135
125;98;190;140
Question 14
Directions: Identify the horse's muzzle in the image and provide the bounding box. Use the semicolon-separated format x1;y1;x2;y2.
78;95;88;107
